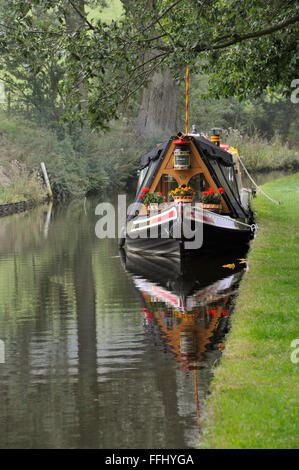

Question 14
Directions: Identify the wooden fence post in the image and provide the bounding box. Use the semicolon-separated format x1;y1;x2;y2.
40;162;53;199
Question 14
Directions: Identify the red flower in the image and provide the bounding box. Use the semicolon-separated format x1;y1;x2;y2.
142;187;149;193
158;192;163;196
138;194;144;199
202;191;208;195
207;309;217;318
208;189;214;195
218;187;225;194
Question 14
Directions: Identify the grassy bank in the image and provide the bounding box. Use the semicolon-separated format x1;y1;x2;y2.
0;161;48;204
201;174;299;449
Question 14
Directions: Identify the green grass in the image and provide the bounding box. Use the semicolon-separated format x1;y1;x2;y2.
200;174;299;449
0;162;48;204
87;0;123;23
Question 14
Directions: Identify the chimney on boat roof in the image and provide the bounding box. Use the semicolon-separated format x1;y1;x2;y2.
211;128;222;147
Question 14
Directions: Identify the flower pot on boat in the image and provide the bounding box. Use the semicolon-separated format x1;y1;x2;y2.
173;196;193;204
146;203;159;215
139;189;165;215
199;203;222;211
169;185;195;205
198;187;225;211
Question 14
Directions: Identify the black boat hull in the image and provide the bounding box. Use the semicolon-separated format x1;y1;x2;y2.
125;205;253;256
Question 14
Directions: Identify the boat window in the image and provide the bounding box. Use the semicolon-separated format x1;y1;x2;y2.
209;161;235;200
136;168;147;193
209;159;248;217
221;165;241;200
166;178;178;194
136;160;160;195
188;174;205;193
161;176;179;201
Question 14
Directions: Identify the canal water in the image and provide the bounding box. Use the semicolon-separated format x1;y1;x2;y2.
0;195;251;449
242;168;292;188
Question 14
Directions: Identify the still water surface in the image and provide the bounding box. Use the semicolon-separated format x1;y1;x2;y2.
242;168;292;187
0;194;249;449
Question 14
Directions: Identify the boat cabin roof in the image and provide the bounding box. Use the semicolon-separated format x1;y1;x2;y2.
139;135;234;170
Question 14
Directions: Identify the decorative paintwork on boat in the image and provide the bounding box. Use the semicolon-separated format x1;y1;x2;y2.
128;206;178;233
184;206;254;232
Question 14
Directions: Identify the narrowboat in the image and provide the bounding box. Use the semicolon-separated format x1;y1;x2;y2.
120;128;256;256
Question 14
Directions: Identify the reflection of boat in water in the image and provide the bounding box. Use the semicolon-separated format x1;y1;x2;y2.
120;247;247;371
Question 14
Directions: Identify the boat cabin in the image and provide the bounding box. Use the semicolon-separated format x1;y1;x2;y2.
132;134;249;220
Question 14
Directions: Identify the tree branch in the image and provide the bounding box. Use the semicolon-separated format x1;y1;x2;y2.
118;55;168;104
67;0;95;30
0;21;64;36
198;13;299;52
130;0;184;40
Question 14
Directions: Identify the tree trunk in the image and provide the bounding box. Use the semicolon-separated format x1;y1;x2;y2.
136;67;178;136
7;90;11;118
64;0;87;109
120;1;178;136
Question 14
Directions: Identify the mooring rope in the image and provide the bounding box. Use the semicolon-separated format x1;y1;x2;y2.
238;155;281;205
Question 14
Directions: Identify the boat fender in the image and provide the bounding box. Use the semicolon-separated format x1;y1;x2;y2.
119;226;126;247
251;187;257;198
119;237;125;248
